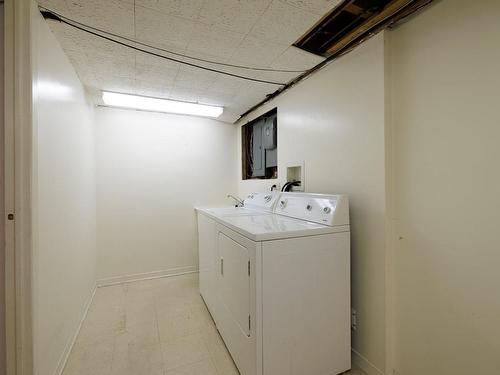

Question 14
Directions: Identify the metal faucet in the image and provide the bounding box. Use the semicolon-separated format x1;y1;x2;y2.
227;194;244;207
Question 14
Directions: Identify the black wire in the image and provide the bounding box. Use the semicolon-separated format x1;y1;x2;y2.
39;8;295;84
39;6;305;74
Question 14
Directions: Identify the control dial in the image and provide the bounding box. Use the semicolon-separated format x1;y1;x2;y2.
323;207;332;214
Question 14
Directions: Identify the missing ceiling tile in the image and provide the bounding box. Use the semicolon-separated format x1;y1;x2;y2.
294;0;434;57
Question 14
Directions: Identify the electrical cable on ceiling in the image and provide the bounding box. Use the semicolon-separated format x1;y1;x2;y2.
39;7;294;85
39;6;305;74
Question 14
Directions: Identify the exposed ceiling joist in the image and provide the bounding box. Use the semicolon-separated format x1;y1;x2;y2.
326;0;413;56
239;0;435;121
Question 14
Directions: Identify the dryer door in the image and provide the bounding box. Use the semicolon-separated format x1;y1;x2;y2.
219;231;250;336
216;224;258;375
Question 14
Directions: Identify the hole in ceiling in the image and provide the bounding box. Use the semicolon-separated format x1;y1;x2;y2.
293;0;434;57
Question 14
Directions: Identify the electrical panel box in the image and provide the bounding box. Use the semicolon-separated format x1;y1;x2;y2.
244;108;278;179
251;121;265;177
262;117;277;150
266;148;277;168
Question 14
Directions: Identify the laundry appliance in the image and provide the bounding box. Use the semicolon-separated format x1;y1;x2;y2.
196;191;351;375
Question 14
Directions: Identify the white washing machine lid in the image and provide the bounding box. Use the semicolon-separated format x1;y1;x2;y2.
195;206;270;217
196;192;349;241
195;192;279;218
214;213;349;241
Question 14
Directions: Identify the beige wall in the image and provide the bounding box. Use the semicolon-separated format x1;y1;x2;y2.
25;2;500;375
95;107;238;282
237;34;387;374
33;9;97;375
388;1;500;374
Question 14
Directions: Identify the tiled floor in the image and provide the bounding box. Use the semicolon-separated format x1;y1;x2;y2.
63;273;365;375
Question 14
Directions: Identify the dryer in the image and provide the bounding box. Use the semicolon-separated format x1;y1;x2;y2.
196;192;351;375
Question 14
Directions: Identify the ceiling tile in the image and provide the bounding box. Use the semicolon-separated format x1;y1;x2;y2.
136;0;204;20
233;81;277;103
38;0;70;14
38;0;336;123
133;80;172;98
270;45;324;70
219;109;243;123
186;25;245;60
47;22;84;54
199;91;237;106
65;0;135;37
169;50;239;73
174;65;219;91
81;55;135;80
251;70;298;86
134;61;178;86
134;51;181;71
197;0;271;34
89;74;137;93
249;0;323;45
230;36;288;67
208;75;248;94
278;0;343;15
135;6;198;51
168;85;205;103
134;52;180;87
80;41;136;75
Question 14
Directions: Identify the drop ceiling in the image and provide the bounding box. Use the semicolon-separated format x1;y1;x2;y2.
38;0;343;122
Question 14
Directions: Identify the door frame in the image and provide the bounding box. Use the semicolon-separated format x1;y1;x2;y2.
384;30;396;375
4;0;34;374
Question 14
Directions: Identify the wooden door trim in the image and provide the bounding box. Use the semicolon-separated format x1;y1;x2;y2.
4;0;34;374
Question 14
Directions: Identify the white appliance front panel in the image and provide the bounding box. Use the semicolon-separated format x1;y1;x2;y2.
215;224;259;375
275;192;349;226
196;192;351;375
262;232;351;375
218;232;251;337
202;206;269;217
243;191;280;212
214;213;349;241
197;214;218;318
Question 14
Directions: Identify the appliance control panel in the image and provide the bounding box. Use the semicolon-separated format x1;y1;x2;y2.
244;191;280;212
275;192;349;226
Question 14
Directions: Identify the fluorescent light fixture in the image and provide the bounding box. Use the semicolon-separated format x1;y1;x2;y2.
102;91;223;118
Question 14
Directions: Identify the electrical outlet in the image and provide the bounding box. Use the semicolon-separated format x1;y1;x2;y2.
351;308;357;331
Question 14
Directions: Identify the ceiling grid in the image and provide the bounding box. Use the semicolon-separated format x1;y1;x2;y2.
39;0;342;122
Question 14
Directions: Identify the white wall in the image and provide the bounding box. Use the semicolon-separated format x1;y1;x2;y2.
32;9;97;375
95;107;237;282
237;34;387;374
388;1;500;374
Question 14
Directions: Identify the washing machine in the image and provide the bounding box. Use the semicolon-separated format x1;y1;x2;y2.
196;192;351;375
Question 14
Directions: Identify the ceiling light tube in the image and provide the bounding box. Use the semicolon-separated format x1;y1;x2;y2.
101;91;223;118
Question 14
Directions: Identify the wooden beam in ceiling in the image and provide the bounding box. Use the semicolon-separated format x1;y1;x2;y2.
326;0;413;56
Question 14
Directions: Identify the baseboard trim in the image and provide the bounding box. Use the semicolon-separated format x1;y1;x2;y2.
352;348;384;375
53;283;97;375
96;266;199;287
